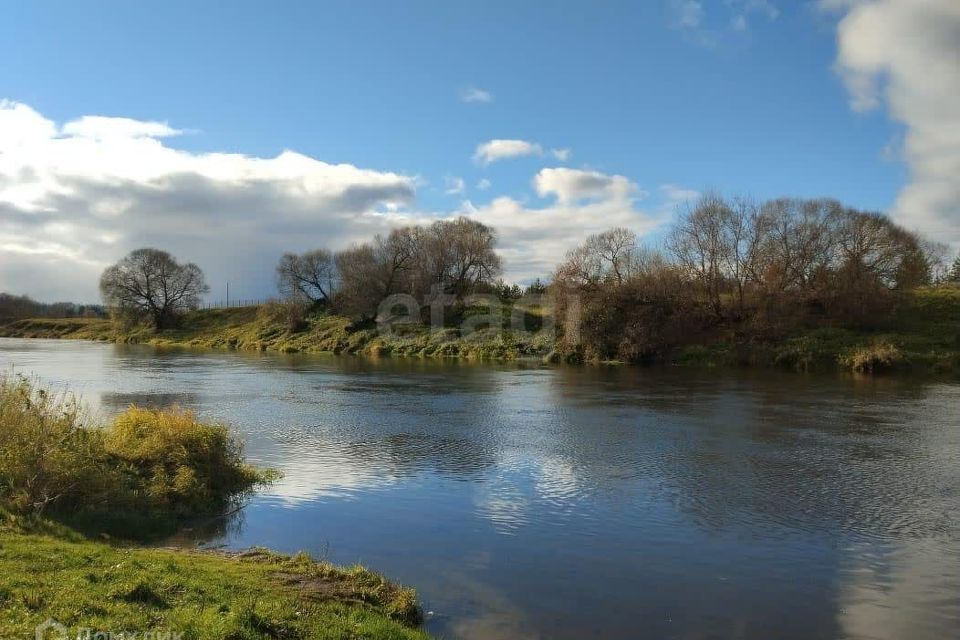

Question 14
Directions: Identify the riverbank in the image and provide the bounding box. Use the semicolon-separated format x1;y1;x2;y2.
0;518;426;639
0;378;426;639
0;306;556;361
2;286;958;373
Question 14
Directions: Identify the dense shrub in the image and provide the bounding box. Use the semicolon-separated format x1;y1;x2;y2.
257;299;309;332
105;406;266;517
0;377;268;534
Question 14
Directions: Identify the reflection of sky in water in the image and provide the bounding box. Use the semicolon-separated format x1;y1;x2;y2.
2;338;959;640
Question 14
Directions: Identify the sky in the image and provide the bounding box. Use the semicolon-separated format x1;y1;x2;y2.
1;0;957;302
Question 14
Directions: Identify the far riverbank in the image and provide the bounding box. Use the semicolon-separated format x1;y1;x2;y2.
2;286;958;374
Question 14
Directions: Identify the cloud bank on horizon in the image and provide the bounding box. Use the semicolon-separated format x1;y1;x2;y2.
0;101;663;301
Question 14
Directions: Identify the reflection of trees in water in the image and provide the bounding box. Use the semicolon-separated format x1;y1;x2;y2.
99;391;201;411
532;369;960;639
686;377;958;541
545;367;958;542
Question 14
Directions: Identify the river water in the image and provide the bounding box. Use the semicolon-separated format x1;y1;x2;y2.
2;338;958;640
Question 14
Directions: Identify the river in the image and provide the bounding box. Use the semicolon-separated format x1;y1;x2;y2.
2;338;958;640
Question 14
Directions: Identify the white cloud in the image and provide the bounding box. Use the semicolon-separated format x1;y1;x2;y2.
473;139;543;166
550;148;572;162
0;101;57;147
444;175;466;195
659;183;700;204
459;86;493;104
825;0;960;245
0;101;669;297
0;100;417;301
61;115;183;140
476;178;492;191
533;167;640;204
462;168;663;280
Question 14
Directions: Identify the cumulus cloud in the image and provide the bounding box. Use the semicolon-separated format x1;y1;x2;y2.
62;115;183;140
473;139;543;166
825;0;960;245
533;168;640;204
550;148;572;161
476;178;492;191
0;101;668;298
460;168;663;279
0;100;417;301
459;86;493;104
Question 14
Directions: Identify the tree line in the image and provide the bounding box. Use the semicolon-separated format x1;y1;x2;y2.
0;293;105;322
554;194;955;361
275;216;502;321
94;196;960;348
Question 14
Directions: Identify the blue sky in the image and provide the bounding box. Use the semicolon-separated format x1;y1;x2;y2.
1;0;956;301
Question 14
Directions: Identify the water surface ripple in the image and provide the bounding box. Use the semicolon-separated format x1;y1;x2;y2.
2;338;958;640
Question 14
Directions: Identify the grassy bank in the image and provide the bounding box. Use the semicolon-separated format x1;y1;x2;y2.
0;378;426;639
673;286;960;373
0;519;426;640
0;305;555;361
2;287;959;373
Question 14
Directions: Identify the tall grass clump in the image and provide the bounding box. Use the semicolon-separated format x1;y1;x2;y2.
105;406;269;518
839;341;905;373
0;376;270;537
0;377;104;515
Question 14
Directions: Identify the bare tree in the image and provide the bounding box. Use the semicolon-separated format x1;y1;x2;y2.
333;228;420;320
723;196;765;316
554;227;640;289
950;254;960;283
835;209;930;290
100;248;208;330
588;227;639;285
412;217;501;301
755;198;842;294
275;249;336;304
668;192;730;317
333;244;380;319
919;238;950;284
375;227;418;295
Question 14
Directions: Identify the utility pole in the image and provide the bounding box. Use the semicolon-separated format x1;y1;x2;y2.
226;282;230;307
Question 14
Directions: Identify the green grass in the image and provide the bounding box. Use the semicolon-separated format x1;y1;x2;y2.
0;378;428;639
3;286;959;374
0;514;426;640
